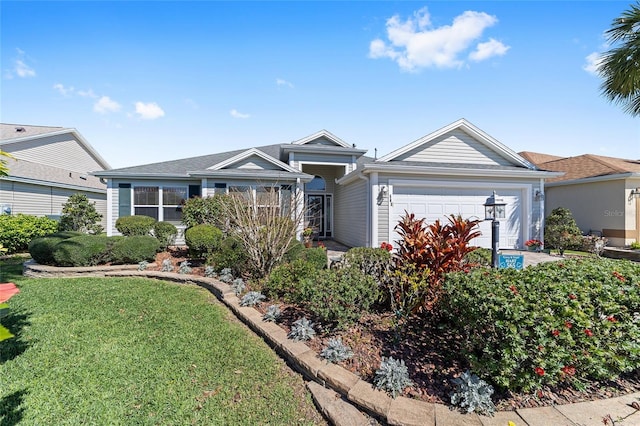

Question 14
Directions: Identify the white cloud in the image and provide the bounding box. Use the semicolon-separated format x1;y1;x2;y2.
469;38;510;61
134;101;165;120
53;83;74;96
276;78;294;88
77;89;97;98
369;7;509;71
230;109;250;119
5;49;36;79
94;96;122;114
583;52;603;75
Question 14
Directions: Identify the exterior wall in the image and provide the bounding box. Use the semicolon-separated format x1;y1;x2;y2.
301;165;338;194
4;133;105;173
375;174;541;248
229;156;281;170
0;180;107;228
290;153;354;175
334;177;368;248
394;129;513;166
546;179;635;246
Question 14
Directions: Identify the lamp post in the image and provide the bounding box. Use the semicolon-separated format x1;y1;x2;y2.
484;191;506;268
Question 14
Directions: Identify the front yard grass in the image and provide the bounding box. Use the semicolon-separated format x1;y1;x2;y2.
0;274;325;425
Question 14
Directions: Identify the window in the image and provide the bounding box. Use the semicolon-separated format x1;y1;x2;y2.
214;183;227;195
305;175;326;191
133;185;187;223
257;186;280;218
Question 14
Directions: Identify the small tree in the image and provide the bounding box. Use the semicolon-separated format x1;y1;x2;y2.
181;194;231;230
544;207;582;256
59;193;103;234
222;185;305;279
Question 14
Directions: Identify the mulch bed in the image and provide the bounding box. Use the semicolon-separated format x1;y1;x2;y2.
150;248;640;411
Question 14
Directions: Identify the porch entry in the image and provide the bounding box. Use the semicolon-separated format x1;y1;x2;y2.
305;194;333;239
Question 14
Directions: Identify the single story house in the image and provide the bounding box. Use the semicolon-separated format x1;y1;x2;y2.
94;119;560;249
0;124;111;228
520;151;640;247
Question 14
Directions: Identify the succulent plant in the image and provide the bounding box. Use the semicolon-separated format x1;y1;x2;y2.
204;265;217;278
288;317;316;341
373;357;413;398
231;278;246;295
161;259;174;272
178;260;192;275
137;260;148;271
219;268;234;284
262;305;281;322
320;337;353;363
450;370;496;416
240;291;266;307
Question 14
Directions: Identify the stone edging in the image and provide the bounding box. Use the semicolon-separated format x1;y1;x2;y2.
22;262;640;426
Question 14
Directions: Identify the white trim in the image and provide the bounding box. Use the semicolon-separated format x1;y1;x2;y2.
377;118;535;169
209;148;301;173
291;129;352;148
106;183;113;236
539;178;545;242
387;179;532;249
371;172;378;247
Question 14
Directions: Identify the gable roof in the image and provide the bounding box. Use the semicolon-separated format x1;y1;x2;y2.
378;118;535;169
4;158;106;193
527;152;640;183
519;151;564;165
291;129;352;148
208;147;301;173
0;123;111;170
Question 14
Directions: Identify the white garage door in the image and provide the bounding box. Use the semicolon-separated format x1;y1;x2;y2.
391;186;522;249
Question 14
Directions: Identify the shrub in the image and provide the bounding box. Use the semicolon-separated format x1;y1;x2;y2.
115;215;156;236
582;235;608;256
178;261;192;275
181;194;231;229
58;193;103;234
631;241;640;250
231;278;246;295
263;259;324;303
153;221;177;249
450;371;496;416
0;214;59;254
110;236;160;264
300;266;380;330
28;231;81;265
463;248;492;268
544;207;583;255
206;236;248;276
52;234;110;266
161;259;174;272
283;240;305;263
442;258;640;392
373;357;413;398
344;247;391;285
185;224;223;258
299;247;328;270
392;212;481;313
28;236;65;265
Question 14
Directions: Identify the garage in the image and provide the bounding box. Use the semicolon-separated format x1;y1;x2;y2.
390;185;523;249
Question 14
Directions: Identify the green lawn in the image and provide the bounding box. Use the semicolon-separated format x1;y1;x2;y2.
0;268;325;425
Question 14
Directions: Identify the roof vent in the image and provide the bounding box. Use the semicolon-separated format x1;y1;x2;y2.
15;127;25;133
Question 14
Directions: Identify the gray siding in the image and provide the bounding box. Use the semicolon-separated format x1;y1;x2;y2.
395;129;513;166
301;165;338;193
226;156;281;170
377;176;390;245
5;133;106;173
335;178;367;247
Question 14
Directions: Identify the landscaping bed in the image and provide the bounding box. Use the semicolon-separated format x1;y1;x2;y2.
143;247;640;412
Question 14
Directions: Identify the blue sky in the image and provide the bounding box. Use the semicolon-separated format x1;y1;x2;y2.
1;1;638;169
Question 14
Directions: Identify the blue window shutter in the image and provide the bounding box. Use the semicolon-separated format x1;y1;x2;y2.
118;184;131;217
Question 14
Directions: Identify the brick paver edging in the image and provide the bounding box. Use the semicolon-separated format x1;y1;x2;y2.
23;261;640;426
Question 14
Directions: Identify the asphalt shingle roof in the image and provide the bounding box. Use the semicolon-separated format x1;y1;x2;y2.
521;152;640;182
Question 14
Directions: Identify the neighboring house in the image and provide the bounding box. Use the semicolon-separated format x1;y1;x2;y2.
520;151;640;247
0;124;110;228
94;119;559;249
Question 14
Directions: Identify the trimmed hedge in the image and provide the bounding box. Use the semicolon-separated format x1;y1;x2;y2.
0;214;59;254
442;258;640;392
29;237;66;265
185;224;223;257
52;235;111;266
116;215;156;236
263;259;320;303
111;235;160;264
153;221;178;249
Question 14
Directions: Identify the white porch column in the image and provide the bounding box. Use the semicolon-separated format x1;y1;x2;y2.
371;172;378;248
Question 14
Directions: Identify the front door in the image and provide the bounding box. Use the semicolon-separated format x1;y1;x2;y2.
306;194;332;238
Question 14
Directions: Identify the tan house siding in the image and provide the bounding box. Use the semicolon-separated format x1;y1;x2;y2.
394;129;513;166
4;133;105;173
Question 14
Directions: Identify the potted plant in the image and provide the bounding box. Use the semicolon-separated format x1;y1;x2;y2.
302;227;314;248
524;239;543;252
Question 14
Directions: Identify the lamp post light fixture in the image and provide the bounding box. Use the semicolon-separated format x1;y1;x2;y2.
484;191;506;268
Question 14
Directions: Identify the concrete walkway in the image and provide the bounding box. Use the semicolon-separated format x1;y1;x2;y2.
24;257;640;426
